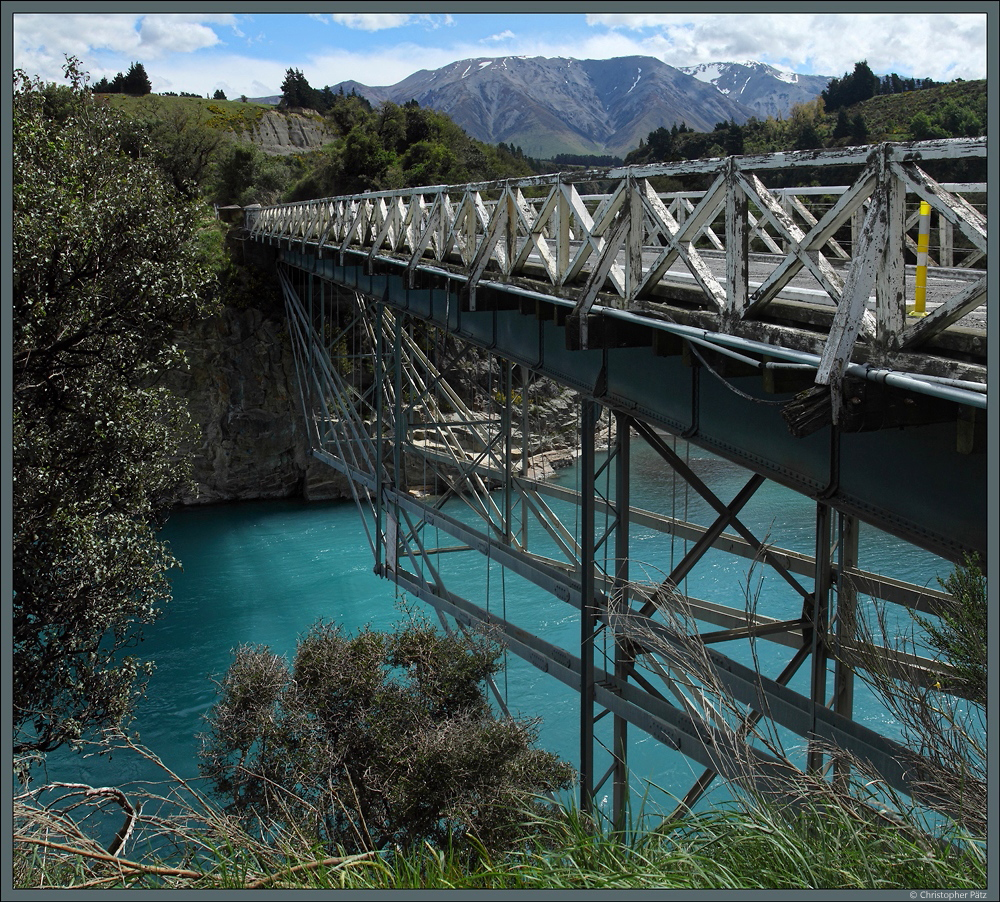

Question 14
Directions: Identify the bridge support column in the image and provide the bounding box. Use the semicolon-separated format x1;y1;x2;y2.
579;399;598;815
807;502;834;774
833;512;859;788
374;296;387;573
611;412;632;830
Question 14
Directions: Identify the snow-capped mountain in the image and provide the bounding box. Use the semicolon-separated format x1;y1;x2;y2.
329;55;833;159
334;55;755;159
679;60;833;120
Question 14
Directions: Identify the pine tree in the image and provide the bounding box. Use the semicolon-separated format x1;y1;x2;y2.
279;67;316;109
122;61;152;96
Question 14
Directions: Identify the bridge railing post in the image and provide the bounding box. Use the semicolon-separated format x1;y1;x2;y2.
724;157;749;325
876;145;906;354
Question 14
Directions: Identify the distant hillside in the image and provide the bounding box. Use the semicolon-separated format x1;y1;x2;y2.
105;93;333;156
624;78;987;169
844;78;987;141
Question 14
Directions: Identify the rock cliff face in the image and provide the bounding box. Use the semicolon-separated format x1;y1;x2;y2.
169;302;591;506
248;109;333;156
168;303;351;505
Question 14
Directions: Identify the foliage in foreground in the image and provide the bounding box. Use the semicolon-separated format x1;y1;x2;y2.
12;60;217;755
921;554;987;706
848;554;988;837
198;619;575;857
13;734;986;891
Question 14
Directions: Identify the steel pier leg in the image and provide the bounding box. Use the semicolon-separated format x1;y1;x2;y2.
580;399;598;814
612;413;631;829
807;501;833;774
833;512;859;787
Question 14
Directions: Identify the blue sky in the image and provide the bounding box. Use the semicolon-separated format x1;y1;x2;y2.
11;7;991;101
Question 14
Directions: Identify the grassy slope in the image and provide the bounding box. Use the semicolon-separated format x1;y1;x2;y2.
100;92;274;140
850;79;987;141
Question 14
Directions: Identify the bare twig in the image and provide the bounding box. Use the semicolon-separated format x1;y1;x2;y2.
245;850;378;889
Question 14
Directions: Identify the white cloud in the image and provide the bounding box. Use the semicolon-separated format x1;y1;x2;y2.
324;13;454;33
483;30;515;44
14;13;141;57
13;13;239;86
581;12;987;81
308;44;455;88
137;15;232;57
147;52;292;99
330;14;425;32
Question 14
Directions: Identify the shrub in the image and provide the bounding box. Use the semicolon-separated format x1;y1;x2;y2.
199;619;575;857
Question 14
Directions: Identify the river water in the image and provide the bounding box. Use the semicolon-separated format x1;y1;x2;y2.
43;440;952;821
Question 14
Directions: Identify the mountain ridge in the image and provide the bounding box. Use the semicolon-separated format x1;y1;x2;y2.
309;55;832;159
679;60;834;120
330;55;748;158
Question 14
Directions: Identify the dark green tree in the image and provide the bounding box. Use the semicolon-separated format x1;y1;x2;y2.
278;67;317;109
833;108;852;140
938;100;983;137
850;113;869;145
325;88;373;135
129;100;228;197
793;122;823;150
919;555;987;705
211;142;295;206
13;60;215;754
212;88;227;100
122;61;152;96
822;60;880;111
909;111;949;140
200;620;574;856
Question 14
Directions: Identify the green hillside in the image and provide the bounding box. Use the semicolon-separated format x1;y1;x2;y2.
98;89;535;205
626;78;986;166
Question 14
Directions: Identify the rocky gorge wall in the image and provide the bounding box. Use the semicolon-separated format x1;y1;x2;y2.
248;109;333;156
167;300;351;506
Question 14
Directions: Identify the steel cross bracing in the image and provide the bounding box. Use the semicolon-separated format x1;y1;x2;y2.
276;262;972;827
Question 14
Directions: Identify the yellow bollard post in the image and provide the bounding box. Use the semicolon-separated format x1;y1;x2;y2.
909;200;931;316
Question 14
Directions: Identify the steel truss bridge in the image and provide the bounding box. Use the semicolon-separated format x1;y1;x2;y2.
246;138;988;824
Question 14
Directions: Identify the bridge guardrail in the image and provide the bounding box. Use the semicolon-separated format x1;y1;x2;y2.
247;138;987;403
